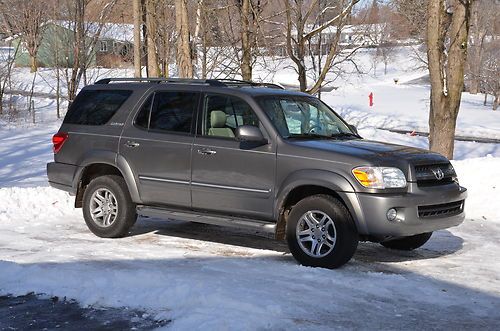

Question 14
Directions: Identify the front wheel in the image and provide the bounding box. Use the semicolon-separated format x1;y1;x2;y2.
380;232;433;251
82;175;137;238
286;195;358;269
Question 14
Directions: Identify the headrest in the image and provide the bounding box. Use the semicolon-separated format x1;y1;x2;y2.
210;110;227;128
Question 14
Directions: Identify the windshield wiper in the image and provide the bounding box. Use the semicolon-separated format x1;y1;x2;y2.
286;133;331;140
330;132;360;139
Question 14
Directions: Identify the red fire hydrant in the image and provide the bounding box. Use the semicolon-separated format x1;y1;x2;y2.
369;92;374;107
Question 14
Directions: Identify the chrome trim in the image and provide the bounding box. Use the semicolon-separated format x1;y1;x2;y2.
191;182;270;194
138;176;270;194
139;176;190;185
194;144;274;155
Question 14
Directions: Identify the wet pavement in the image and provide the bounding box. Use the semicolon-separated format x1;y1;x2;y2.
0;294;169;330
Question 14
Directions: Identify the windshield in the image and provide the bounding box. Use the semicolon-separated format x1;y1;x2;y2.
257;95;356;139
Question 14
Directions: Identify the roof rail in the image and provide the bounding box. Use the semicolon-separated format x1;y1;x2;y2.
214;79;284;89
94;77;284;89
94;77;226;86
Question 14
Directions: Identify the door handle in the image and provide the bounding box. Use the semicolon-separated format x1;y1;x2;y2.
124;141;140;148
197;148;217;155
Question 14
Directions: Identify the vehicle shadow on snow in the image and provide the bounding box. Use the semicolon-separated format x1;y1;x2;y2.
129;217;464;264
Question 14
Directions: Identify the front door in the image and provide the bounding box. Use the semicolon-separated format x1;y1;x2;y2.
119;89;199;207
191;93;275;219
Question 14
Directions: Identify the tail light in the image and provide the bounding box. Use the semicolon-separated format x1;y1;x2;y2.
52;132;68;154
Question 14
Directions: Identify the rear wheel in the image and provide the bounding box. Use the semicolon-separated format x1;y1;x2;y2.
286;195;358;269
380;232;433;251
82;175;137;238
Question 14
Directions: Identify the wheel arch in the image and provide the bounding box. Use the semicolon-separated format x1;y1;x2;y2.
274;170;363;240
73;151;141;207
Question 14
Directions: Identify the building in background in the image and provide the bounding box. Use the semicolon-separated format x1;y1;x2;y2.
12;21;134;69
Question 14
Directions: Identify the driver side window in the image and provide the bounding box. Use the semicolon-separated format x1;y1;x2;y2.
203;94;259;139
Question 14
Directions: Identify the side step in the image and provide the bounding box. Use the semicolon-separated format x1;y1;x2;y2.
137;205;277;238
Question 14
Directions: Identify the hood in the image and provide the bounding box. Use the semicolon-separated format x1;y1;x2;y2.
288;138;449;165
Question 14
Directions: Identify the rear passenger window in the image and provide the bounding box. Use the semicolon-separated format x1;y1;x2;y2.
135;91;198;134
64;90;131;125
135;95;152;129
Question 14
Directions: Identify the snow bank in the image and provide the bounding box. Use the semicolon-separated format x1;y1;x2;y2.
453;156;500;222
0;158;499;329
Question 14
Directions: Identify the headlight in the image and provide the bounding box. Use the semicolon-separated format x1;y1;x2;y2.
352;166;407;189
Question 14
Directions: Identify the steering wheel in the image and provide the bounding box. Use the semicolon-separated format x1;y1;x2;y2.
307;125;322;134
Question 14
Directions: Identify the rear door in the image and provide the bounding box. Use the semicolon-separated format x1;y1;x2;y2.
119;87;200;207
191;92;276;219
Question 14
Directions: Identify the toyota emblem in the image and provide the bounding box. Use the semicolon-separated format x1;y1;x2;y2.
431;168;445;180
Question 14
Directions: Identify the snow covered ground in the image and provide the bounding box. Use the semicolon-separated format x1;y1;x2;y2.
1;47;499;329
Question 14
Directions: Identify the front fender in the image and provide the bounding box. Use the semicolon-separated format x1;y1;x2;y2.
276;169;354;205
275;170;368;235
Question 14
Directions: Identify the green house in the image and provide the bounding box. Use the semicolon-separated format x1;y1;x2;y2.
13;21;133;69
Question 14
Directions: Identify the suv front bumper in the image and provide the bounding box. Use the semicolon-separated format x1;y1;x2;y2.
340;184;467;240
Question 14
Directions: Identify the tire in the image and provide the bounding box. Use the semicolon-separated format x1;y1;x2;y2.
82;175;137;238
286;195;358;269
380;232;433;251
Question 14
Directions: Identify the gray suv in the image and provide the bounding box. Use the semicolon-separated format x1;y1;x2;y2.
47;78;467;268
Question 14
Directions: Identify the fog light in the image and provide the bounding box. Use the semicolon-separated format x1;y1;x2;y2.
386;208;398;221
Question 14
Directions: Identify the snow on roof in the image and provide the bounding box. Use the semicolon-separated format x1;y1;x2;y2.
292;23;386;36
51;20;134;43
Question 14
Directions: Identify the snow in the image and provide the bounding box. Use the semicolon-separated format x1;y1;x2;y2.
51;21;134;42
1;46;500;328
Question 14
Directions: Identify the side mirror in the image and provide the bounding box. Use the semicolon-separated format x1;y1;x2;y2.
348;124;358;135
235;125;267;144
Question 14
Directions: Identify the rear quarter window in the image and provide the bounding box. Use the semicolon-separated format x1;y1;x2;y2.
64;90;132;125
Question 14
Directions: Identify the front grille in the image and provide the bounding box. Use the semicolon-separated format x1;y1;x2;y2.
414;163;456;187
418;200;464;218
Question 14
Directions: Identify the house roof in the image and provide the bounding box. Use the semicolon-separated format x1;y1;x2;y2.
52;20;134;43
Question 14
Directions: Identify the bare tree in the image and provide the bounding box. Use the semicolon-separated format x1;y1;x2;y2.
133;0;142;77
0;0;47;72
283;0;360;93
427;0;474;159
391;0;427;40
145;0;160;77
466;0;499;95
239;0;252;80
175;0;193;78
480;38;499;110
60;0;118;104
0;43;19;115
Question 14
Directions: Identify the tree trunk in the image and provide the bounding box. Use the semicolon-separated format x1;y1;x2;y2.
175;0;193;78
427;0;471;159
29;54;37;73
145;0;159;77
240;0;252;80
193;0;204;77
133;0;142;78
494;90;499;111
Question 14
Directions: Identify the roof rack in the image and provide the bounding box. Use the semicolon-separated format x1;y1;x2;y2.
94;77;225;86
94;77;284;89
214;79;284;90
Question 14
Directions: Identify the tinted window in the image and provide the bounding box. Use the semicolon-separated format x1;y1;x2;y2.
149;92;197;133
257;96;352;138
135;95;152;129
204;94;259;138
64;90;131;125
